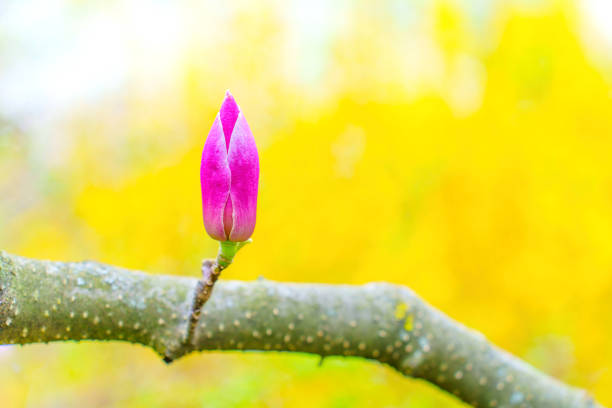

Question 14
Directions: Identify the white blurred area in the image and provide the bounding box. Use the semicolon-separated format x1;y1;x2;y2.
0;0;611;168
580;0;612;75
0;1;190;167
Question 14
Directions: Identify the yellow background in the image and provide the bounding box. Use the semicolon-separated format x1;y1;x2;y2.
1;0;611;406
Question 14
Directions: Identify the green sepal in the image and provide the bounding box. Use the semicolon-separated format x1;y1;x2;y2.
216;239;252;269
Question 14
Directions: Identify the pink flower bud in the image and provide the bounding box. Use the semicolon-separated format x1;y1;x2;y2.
200;91;259;242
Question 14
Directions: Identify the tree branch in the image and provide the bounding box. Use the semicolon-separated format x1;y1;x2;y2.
0;250;601;408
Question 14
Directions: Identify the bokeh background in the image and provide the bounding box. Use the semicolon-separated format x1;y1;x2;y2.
1;0;612;406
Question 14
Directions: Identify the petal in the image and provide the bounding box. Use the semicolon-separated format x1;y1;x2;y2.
201;114;231;241
227;113;259;242
219;90;240;150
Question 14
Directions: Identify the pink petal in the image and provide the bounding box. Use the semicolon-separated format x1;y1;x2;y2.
219;90;240;150
227;113;259;242
201;114;231;241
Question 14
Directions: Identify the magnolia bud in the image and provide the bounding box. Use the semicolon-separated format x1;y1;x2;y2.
200;91;259;243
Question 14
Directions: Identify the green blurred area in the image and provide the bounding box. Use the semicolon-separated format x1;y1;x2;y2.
1;0;612;406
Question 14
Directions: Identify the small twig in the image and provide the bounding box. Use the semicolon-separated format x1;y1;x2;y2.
184;259;224;347
180;240;249;355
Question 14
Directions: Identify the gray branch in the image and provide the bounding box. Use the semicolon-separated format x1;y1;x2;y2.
0;250;601;408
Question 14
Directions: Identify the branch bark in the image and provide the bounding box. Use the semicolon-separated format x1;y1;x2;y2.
0;250;601;408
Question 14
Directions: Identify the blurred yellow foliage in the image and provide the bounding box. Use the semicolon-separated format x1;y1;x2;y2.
1;0;612;406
